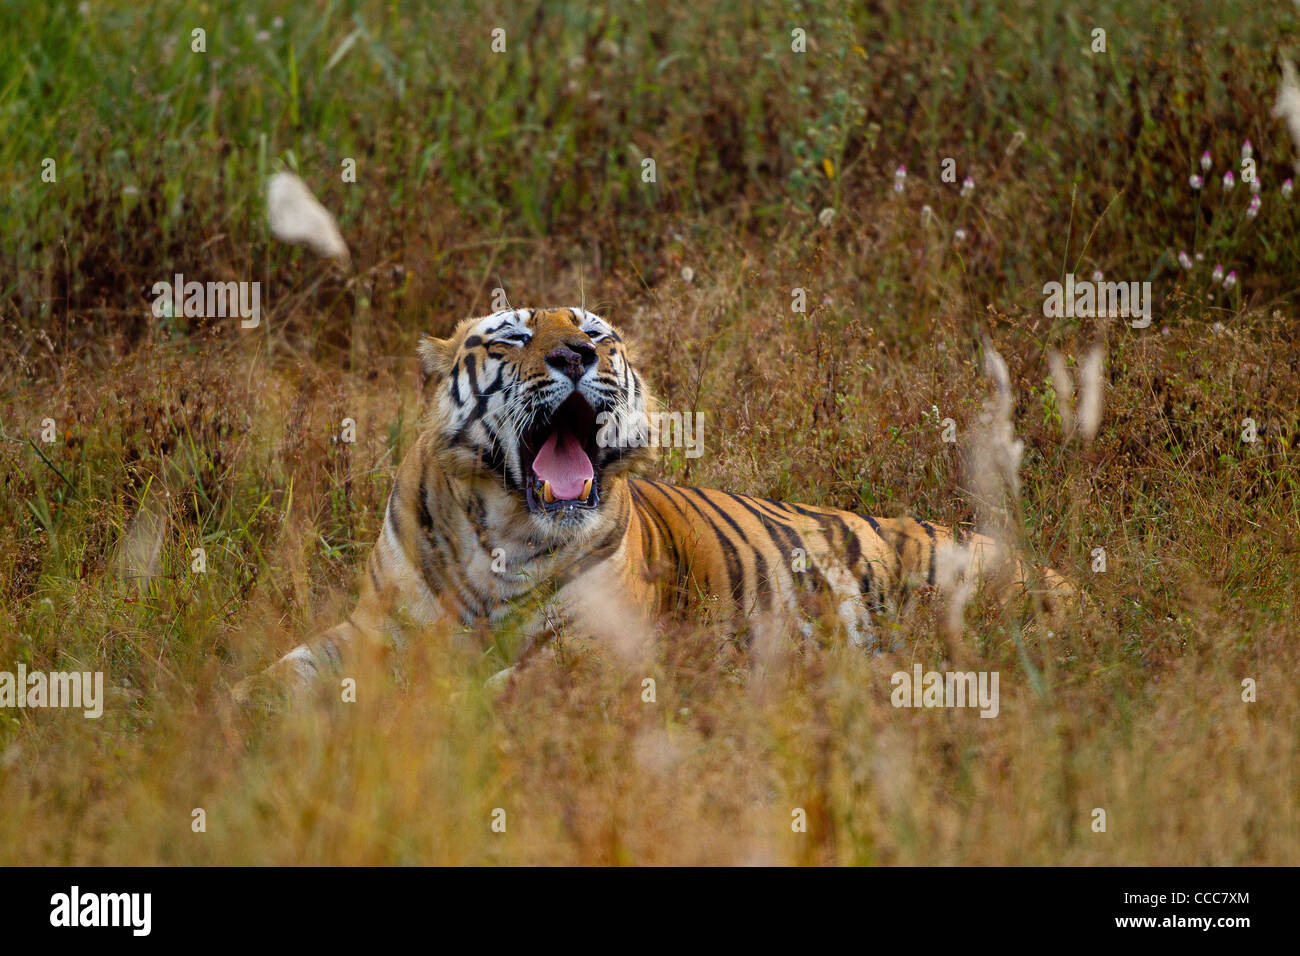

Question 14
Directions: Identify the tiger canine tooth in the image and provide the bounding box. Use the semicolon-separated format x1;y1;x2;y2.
541;481;555;503
581;478;593;500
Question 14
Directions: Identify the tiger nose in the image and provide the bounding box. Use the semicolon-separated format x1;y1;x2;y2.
545;343;596;382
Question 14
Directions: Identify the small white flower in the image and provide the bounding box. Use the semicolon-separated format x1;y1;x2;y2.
1246;194;1261;219
921;204;933;223
953;228;967;243
1223;270;1237;289
893;164;907;193
1092;270;1104;282
255;30;271;43
960;176;975;198
1211;264;1224;283
818;207;836;227
1189;173;1204;190
1200;150;1212;171
1223;170;1236;190
1177;250;1193;270
1241;139;1253;160
1212;322;1226;334
680;266;694;283
1283;178;1294;198
1195;252;1204;262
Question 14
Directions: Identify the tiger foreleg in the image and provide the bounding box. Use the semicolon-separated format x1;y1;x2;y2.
483;603;567;693
231;618;363;709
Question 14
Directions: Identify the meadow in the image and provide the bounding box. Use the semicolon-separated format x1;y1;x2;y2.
0;0;1297;864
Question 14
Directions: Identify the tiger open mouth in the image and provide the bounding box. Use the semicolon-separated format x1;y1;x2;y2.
520;391;601;514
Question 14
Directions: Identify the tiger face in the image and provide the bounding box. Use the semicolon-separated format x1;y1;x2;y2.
419;308;651;538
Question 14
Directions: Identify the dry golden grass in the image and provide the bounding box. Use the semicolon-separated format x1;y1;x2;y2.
2;222;1297;864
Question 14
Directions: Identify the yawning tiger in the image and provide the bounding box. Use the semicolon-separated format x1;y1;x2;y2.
234;307;1070;701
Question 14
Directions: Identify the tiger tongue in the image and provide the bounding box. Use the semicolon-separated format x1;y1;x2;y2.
531;429;594;500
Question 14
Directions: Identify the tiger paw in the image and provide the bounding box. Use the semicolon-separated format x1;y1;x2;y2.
229;668;295;714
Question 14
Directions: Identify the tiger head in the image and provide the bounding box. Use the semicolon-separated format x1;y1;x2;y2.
418;308;651;537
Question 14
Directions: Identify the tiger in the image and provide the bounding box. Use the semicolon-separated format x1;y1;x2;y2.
233;307;1071;702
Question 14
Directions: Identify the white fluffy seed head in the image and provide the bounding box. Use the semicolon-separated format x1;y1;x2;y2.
1048;349;1075;437
1272;58;1300;173
1077;345;1106;444
969;341;1024;550
933;539;978;634
982;342;1013;400
267;171;350;262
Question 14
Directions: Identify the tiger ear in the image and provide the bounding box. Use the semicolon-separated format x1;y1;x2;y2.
416;333;455;390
